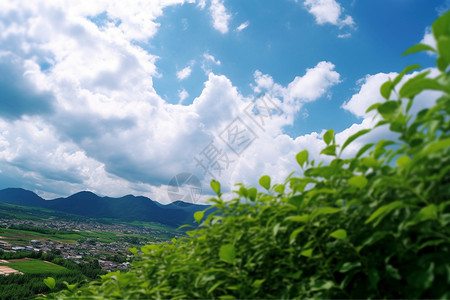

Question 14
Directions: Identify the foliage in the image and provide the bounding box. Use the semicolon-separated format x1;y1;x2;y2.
46;12;450;299
0;272;85;300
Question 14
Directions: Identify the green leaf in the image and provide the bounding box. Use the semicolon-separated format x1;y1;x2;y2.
341;129;371;154
248;187;257;201
44;277;56;290
323;129;334;145
285;215;309;223
377;101;402;120
320;145;337;156
386;265;401;280
219;244;236;264
418;138;450;158
355;143;374;158
368;268;380;288
252;279;265;288
402;43;436;56
380;80;393;99
360;157;378;168
373;140;396;159
313;206;341;218
392;64;422;86
194;211;204;223
301;248;313;257
400;76;449;99
330;229;347;240
208;281;226;294
289;226;305;244
186;230;197;237
296;150;308;168
274;184;285;194
348;175;368;189
259;175;271;190
407;204;438;226
211;180;221;195
366;103;381;114
407;263;435;292
366;201;404;225
437;56;448;72
339;261;361;273
396;155;411;168
63;281;77;291
432;10;450;41
311;280;334;291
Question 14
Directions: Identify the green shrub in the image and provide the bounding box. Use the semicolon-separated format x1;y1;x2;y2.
47;11;450;299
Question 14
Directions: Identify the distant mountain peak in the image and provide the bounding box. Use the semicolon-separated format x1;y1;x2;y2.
0;187;209;227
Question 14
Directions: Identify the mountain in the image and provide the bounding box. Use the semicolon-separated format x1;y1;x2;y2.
0;188;47;206
0;188;209;227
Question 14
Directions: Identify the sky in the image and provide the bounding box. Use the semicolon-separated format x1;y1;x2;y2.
0;0;448;203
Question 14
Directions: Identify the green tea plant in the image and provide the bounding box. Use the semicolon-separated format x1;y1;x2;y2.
45;11;450;299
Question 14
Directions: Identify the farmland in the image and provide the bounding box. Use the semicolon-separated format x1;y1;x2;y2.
0;258;68;274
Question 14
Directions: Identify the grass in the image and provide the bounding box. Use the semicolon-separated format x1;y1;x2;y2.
0;227;165;245
128;220;177;232
0;259;68;274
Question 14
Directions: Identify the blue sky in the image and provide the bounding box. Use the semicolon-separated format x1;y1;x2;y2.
0;0;447;203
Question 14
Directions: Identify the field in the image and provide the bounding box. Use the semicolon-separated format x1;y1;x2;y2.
0;227;82;244
0;259;68;274
0;202;178;245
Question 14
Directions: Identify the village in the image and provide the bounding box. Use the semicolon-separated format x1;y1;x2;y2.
0;216;180;272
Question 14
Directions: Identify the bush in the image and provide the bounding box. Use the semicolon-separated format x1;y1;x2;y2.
46;11;450;299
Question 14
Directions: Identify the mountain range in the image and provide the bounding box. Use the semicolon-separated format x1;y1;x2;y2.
0;188;209;227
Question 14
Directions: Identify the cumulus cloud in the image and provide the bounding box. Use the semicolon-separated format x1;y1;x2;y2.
342;68;441;120
236;21;249;32
177;65;193;80
0;54;55;120
253;62;341;104
202;53;221;73
2;0;437;206
197;0;206;9
178;88;189;104
210;0;231;34
338;68;441;160
286;61;341;102
303;0;355;29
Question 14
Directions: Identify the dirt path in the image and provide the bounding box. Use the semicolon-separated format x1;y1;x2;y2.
0;266;22;275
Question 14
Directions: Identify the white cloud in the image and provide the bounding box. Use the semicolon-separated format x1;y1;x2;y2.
203;53;221;65
337;32;351;39
420;27;437;55
304;0;355;29
286;61;341;102
342;68;441;119
210;0;231;34
2;0;440;207
253;61;341;105
197;0;206;9
177;65;193;80
178;88;189;104
342;72;395;118
202;53;221;74
236;21;249;32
